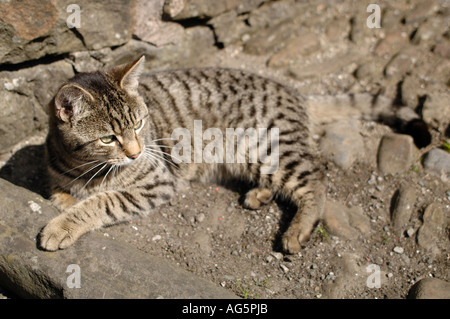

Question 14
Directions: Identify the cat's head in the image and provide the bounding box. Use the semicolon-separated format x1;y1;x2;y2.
50;56;149;166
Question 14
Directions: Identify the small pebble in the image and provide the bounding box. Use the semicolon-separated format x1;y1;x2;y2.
152;235;162;241
406;228;415;238
280;264;289;274
271;252;283;260
393;246;404;254
196;213;205;223
401;254;410;263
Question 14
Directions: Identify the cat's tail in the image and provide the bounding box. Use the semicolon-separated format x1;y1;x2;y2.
306;93;431;148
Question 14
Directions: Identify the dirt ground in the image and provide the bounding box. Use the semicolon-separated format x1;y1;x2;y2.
102;157;447;299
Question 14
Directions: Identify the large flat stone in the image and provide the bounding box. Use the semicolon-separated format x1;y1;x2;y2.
0;178;236;299
0;0;136;64
0;60;74;153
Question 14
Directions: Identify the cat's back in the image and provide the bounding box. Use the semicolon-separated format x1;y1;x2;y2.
138;67;309;130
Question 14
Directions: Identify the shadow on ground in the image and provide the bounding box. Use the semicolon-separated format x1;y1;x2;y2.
0;144;50;199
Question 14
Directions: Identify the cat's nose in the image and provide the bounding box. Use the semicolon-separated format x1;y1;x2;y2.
124;141;141;160
127;151;141;160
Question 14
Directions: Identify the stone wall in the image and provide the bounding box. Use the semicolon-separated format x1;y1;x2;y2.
1;0;449;162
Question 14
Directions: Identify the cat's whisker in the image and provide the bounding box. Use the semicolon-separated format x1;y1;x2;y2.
146;144;174;149
145;147;177;159
144;148;180;170
62;160;100;175
142;150;162;168
79;163;108;193
64;161;107;187
100;164;115;190
150;137;174;143
146;147;182;163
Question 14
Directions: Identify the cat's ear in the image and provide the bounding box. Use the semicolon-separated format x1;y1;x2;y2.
109;55;145;92
54;84;93;122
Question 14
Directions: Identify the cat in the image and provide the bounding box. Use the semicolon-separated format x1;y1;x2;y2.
38;55;428;253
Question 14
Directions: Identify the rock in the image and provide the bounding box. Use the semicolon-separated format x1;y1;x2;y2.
354;57;387;84
115;26;217;70
280;264;289;274
0;178;236;299
323;201;371;240
325;17;351;42
134;0;184;47
411;15;446;49
75;1;136;51
195;213;205;223
0;0;136;64
407;278;450;299
244;19;299;56
152;235;162;242
271;252;283;260
416;204;444;254
393;246;404;254
268;31;321;68
406;228;415;238
390;185;416;234
422;148;450;177
0;60;75;152
289;51;360;79
374;31;409;58
377;134;417;175
102;39;159;68
422;91;450;131
404;0;440;25
348;3;383;49
400;76;425;108
319;120;364;170
163;0;260;20
433;41;450;59
384;47;418;78
322;253;387;299
208;11;249;47
69;51;105;73
247;0;298;29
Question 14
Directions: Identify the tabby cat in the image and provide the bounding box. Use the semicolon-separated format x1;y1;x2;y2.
39;56;426;253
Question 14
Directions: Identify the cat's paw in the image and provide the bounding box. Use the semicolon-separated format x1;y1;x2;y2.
281;227;311;254
38;215;85;251
243;188;273;210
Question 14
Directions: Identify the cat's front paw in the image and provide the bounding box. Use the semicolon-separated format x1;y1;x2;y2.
38;215;85;251
243;188;273;210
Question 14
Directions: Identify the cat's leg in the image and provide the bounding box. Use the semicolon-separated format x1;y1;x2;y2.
253;145;325;254
281;180;326;254
39;182;175;251
50;191;80;210
243;188;273;209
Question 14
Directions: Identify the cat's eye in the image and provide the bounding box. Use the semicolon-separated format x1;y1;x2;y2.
134;119;144;131
100;135;115;144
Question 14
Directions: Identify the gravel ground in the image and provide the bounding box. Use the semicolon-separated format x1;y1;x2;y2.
104;159;448;299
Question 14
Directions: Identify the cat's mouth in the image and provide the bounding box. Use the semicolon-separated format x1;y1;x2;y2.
122;154;142;166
